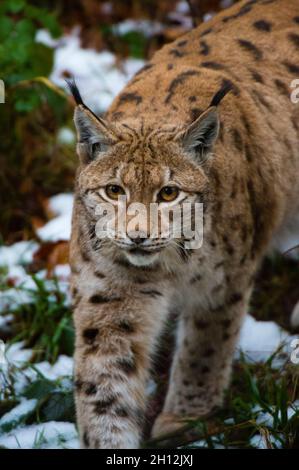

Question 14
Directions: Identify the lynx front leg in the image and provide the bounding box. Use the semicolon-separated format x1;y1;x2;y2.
152;288;251;437
73;287;167;449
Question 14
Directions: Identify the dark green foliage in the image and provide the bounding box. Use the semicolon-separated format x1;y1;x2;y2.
24;373;75;423
6;275;74;362
0;1;76;242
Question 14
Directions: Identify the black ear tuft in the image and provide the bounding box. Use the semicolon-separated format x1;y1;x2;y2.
65;77;84;106
66;76;106;124
209;81;233;108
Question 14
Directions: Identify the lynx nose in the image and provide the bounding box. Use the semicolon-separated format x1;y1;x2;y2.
128;231;148;245
132;237;144;245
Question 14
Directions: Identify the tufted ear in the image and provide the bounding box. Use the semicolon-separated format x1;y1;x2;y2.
176;81;233;163
66;78;117;163
178;107;220;163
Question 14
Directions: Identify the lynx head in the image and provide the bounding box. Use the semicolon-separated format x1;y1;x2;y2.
68;79;231;268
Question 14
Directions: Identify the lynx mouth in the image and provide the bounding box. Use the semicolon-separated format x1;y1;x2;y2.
124;251;160;267
114;239;169;253
128;247;162;255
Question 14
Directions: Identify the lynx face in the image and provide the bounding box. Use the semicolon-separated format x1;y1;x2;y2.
74;104;219;266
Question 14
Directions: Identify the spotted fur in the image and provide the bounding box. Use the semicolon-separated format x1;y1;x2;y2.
70;0;299;448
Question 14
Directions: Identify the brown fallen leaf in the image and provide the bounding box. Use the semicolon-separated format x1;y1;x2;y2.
47;240;69;275
32;241;69;275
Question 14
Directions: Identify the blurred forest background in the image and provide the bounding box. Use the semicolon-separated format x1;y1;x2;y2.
0;0;299;449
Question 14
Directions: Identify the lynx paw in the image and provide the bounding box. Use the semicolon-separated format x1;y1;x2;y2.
151;413;192;439
151;404;220;439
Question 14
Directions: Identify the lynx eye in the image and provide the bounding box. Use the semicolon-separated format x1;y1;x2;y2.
105;184;125;200
158;186;179;202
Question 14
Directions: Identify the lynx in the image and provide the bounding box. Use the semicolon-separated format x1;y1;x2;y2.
69;0;299;448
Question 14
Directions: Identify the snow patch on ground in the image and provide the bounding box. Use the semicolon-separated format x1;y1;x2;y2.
30;355;74;382
236;314;298;364
175;0;190;15
0;352;76;449
0;421;79;449
5;355;73;397
57;127;76;145
0;194;73;319
0;241;38;268
0;314;14;329
37;193;74;242
4;341;33;365
47;193;74;218
36;28;145;113
253;400;299;428
250;433;283;449
0;399;37;431
53;264;71;279
112;19;163;37
0;267;69;313
0;242;40;313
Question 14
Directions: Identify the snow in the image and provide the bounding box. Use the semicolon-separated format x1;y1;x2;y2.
4;342;33;365
167;10;193;30
0;351;76;449
0;241;40;313
47;193;74;218
3;262;47;296
19;356;72;392
53;264;71;279
0;268;49;313
36;28;145;113
253;400;299;428
0;399;37;430
236;314;298;364
6;265;28;282
0;314;13;330
112;19;163;37
0;269;71;315
176;1;190;15
0;421;79;449
0;241;38;268
37;214;71;242
57;127;75;145
0;342;33;390
30;355;74;381
0;201;72;313
37;193;73;242
0;289;33;312
250;433;282;449
7;267;43;290
203;13;214;23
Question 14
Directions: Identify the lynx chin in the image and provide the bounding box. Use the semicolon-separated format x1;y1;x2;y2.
68;0;299;449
